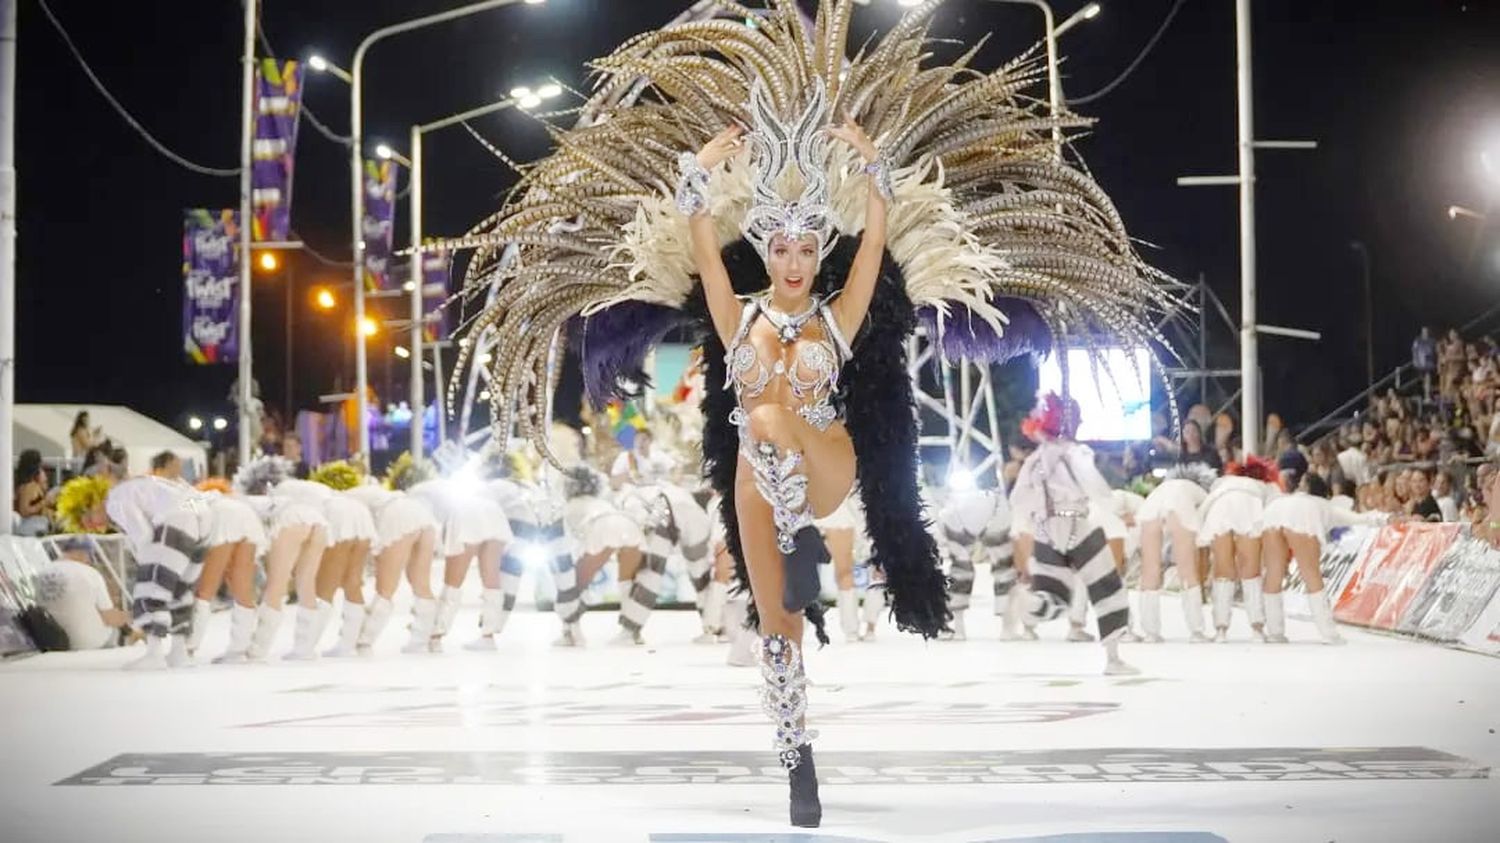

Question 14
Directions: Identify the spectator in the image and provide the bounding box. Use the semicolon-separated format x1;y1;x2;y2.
282;433;309;479
1262;413;1285;459
1337;432;1370;486
33;539;131;650
1412;327;1437;401
1407;469;1443;522
1274;429;1308;487
1432;470;1460;523
69;410;103;458
149;451;183;481
1178;419;1221;472
13;449;53;537
1213;413;1238;465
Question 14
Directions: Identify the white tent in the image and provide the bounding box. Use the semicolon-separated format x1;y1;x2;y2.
11;404;207;480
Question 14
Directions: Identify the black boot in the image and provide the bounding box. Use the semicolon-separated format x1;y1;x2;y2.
788;743;821;828
781;525;830;612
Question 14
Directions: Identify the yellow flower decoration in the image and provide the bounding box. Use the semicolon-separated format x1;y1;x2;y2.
55;475;114;534
310;460;364;491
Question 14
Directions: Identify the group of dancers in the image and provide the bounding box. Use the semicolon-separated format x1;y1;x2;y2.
940;446;1385;656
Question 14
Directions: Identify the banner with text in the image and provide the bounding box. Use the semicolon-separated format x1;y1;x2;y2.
421;247;451;343
251;59;304;243
182;209;241;365
361;159;397;291
1334;522;1463;629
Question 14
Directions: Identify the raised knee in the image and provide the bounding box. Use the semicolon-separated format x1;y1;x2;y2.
746;403;796;445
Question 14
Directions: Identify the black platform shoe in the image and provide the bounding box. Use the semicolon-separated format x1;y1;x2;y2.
788;743;822;828
781;526;830;613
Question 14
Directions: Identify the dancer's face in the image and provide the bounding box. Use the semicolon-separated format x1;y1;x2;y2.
766;234;819;304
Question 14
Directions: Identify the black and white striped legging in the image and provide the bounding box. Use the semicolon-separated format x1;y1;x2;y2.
503;519;584;624
130;502;211;639
942;525;1014;613
1028;518;1129;641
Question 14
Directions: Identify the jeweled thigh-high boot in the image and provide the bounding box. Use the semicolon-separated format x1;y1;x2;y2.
759;633;820;828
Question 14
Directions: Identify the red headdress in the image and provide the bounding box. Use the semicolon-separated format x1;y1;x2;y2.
1021;392;1080;442
1225;454;1278;484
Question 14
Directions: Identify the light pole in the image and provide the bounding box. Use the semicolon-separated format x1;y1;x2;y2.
325;0;547;462
1175;0;1316;456
384;82;559;459
0;0;16;521
236;0;258;465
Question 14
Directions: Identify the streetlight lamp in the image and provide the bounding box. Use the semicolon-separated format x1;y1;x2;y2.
310;0;548;461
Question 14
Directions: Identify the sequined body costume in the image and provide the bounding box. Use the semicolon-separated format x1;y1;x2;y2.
726;291;854;555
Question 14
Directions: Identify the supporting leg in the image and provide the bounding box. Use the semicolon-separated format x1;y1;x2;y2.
943;534;974;643
616;551;668;645
1235;533;1265;641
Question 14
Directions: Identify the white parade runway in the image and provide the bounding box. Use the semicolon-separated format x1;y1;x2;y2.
1;592;1497;843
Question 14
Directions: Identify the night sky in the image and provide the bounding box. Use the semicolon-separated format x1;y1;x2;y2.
13;0;1500;436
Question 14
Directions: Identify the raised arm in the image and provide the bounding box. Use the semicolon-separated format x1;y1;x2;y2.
681;126;747;349
826;117;890;343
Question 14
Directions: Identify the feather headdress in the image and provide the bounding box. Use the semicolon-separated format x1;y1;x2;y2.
430;0;1180;462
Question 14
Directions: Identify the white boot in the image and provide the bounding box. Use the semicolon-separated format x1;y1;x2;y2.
693;580;731;644
1264;592;1288;643
185;599;212;656
554;620;587;648
947;609;968;642
1211;579;1235;642
704;580;730;641
1242;576;1266;641
1307;589;1346;645
1103;636;1140;676
724;599;756;667
286;601;334;661
402;598;438;654
860;586;886;640
246;605;284;662
1181;586;1210;643
324;601;365;658
837;588;860;643
357;596;394;654
213;604;258;664
1139;590;1164;643
166;633;194;668
126;635;169;671
999;587;1029;641
464;588;506;651
432;586;463;650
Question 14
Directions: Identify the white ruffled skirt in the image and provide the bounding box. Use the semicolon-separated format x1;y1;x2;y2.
1195;491;1264;546
372;496;439;553
324;496;379;546
205;496;269;553
1138;480;1205;533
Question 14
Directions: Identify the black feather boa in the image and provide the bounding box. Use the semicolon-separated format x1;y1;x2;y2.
688;237;952;644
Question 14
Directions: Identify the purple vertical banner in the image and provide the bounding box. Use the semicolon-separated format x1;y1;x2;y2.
361;159;396;291
183;209;241;365
251;59;304;243
421;246;450;343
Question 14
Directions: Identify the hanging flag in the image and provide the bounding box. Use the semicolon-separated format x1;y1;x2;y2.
182;209;241;365
361;159;397;291
251;59;305;243
421;246;451;343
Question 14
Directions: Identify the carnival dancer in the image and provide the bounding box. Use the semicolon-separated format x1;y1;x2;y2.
291;463;378;660
937;483;1013;642
340;460;441;655
1135;464;1216;642
216;458;329;663
1261;473;1386;644
1197;456;1281;642
406;473;512;653
561;465;649;638
481;455;586;647
1010;394;1137;674
435;3;1177;826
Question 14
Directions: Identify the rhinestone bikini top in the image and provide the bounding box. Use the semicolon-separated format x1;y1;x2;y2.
725;292;854;432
